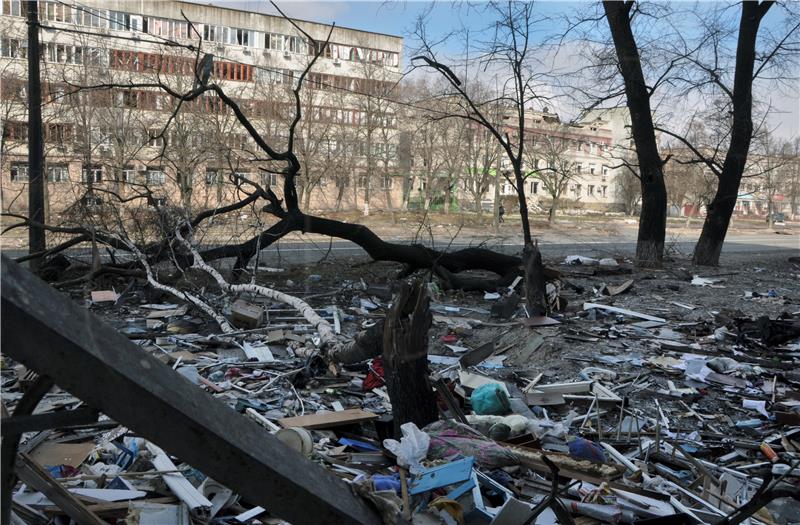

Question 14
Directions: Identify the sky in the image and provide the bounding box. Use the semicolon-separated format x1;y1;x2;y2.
191;1;799;139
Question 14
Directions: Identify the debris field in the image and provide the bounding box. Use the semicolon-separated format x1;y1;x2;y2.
2;252;799;525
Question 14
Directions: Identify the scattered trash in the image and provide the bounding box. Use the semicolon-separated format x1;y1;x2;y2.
4;251;798;525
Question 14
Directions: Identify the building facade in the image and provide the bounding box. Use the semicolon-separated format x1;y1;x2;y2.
1;0;404;225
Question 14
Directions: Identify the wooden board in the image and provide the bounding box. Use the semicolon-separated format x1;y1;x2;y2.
278;409;378;429
30;441;96;468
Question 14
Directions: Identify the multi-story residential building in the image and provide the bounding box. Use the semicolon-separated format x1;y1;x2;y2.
1;0;404;224
448;108;623;213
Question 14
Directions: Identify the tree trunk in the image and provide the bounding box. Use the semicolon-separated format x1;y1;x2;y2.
303;183;313;210
604;1;667;267
493;164;501;232
523;242;547;317
335;182;345;211
513;164;533;245
693;1;772;266
548;198;558;224
382;280;438;438
27;0;46;270
444;177;452;215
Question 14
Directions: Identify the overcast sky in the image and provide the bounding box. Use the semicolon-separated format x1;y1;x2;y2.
191;1;799;139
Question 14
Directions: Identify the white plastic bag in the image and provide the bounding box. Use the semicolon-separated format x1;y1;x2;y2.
382;422;430;474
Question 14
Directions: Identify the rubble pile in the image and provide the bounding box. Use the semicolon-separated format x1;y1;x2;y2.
2;255;799;524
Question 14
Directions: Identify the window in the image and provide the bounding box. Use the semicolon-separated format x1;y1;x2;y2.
147;131;163;148
81;7;105;28
2;0;22;16
589;164;596;175
588;185;595;196
531;181;539;194
260;173;278;187
45;123;72;144
285;35;305;54
2;121;27;141
122;166;136;183
357;175;368;189
47;165;69;182
10;163;29;182
151;197;166;207
145;169;165;185
109;11;139;31
205;169;222;185
601;166;608;181
380;176;393;189
601;185;607;198
82;195;103;207
1;38;26;58
82;165;102;183
120;90;139;108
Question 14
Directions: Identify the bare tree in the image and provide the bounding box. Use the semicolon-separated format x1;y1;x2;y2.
412;2;553;246
525;131;579;223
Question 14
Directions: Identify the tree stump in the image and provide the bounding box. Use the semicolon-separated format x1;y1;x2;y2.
382;280;439;438
524;241;548;317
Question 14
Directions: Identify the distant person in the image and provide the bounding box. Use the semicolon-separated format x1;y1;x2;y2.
498;204;505;223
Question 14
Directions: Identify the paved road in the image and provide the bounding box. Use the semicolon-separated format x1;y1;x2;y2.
2;232;797;265
249;232;798;264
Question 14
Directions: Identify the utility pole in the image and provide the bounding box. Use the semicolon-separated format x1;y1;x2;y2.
27;0;46;269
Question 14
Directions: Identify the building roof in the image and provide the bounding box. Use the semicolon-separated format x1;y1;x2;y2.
178;0;403;41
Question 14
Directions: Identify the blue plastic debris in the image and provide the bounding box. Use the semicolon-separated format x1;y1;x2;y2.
568;437;607;463
470;383;510;415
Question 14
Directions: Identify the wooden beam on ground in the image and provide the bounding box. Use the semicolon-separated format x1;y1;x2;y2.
15;453;105;525
0;257;380;525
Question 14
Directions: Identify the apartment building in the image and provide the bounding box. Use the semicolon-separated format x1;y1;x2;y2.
457;108;622;213
1;0;404;222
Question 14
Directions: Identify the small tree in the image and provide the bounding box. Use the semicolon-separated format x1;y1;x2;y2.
525;132;579;223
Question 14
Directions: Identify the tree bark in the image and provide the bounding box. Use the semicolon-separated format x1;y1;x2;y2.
604;1;667;267
382;280;438;438
692;1;772;266
27;0;46;270
548;198;558;224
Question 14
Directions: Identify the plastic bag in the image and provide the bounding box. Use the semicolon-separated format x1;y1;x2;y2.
470;383;511;415
382;422;430;474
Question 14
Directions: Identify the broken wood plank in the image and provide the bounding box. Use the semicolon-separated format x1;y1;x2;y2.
15;453;105;525
278;409;378;430
583;303;666;323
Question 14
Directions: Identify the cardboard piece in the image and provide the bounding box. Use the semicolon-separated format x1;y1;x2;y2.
230;300;264;329
91;290;118;303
